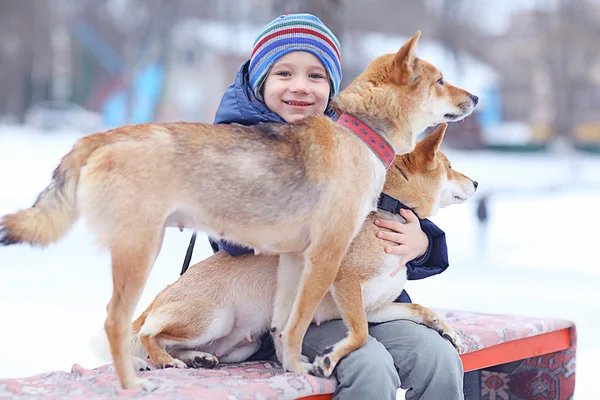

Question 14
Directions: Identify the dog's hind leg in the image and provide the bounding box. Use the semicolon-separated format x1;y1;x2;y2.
140;334;188;369
271;253;303;363
138;304;236;371
367;303;462;351
104;227;164;391
311;268;368;377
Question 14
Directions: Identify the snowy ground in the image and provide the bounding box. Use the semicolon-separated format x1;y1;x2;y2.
0;126;598;398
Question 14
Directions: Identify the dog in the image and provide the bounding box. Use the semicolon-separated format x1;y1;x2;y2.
0;32;477;390
91;123;477;378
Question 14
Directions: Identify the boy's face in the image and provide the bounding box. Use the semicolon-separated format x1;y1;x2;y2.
262;51;331;123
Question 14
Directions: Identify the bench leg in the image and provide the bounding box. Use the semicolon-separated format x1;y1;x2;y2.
463;370;481;400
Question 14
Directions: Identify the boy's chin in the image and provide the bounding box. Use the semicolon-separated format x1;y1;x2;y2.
284;112;319;124
285;115;307;124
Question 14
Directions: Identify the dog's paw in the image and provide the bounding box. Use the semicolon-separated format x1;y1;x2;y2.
420;309;462;352
191;354;219;369
442;327;463;353
310;351;336;378
126;377;157;392
283;358;313;374
431;318;462;352
133;356;152;372
159;358;188;369
281;348;312;374
172;358;188;369
175;349;220;369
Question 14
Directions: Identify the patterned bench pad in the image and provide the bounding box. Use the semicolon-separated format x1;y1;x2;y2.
0;310;575;399
0;362;336;400
432;308;574;354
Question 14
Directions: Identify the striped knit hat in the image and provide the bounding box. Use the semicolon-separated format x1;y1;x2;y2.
249;13;342;102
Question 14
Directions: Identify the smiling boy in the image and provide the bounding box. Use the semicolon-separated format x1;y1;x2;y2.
205;13;464;400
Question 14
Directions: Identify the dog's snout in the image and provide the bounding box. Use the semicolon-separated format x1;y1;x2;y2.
473;181;478;190
470;95;479;106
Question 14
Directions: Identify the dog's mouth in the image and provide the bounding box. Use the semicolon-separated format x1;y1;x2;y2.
444;113;461;121
452;194;467;202
445;100;476;122
283;100;314;107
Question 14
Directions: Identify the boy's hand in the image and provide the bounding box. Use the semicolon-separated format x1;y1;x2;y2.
374;209;429;277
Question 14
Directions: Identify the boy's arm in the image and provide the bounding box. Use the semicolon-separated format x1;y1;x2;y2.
405;218;449;280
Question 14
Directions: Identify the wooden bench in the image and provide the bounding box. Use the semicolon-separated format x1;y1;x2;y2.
0;309;576;399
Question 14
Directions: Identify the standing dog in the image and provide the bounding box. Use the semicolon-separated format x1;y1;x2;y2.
0;32;477;390
91;123;476;378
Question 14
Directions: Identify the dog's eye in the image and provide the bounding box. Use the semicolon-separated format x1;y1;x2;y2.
437;78;444;86
448;165;453;169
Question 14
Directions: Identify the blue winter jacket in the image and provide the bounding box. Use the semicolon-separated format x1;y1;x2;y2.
209;61;450;304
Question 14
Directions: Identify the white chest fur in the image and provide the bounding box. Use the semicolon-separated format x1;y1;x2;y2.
357;151;388;226
361;253;407;310
361;210;409;311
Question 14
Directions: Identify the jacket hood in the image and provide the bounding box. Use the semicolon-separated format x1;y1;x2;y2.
213;60;286;125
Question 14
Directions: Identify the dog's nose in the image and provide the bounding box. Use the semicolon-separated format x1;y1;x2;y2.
473;181;479;190
470;95;479;106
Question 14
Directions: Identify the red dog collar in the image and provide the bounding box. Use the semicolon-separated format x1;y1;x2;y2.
337;113;395;169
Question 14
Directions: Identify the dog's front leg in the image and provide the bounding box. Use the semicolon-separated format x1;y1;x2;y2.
367;303;462;351
279;243;347;374
271;253;303;363
311;268;368;377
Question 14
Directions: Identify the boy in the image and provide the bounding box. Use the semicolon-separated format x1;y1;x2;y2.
205;13;463;400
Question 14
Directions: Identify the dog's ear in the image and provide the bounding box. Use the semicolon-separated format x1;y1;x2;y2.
417;123;447;163
392;31;421;85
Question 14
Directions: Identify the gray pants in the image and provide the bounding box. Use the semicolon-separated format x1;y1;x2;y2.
301;319;464;400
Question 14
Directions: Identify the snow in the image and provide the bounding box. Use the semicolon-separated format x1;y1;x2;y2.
0;125;598;398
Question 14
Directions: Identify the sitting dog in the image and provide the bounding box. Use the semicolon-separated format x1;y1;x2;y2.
91;123;477;378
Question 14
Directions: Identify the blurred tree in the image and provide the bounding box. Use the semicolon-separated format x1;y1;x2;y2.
271;0;344;40
0;0;51;122
435;0;493;69
546;0;600;138
3;0;599;141
485;0;600;140
69;0;183;122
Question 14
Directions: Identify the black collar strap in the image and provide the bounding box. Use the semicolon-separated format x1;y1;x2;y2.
377;193;420;219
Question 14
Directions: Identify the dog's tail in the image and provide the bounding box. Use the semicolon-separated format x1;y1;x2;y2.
0;134;109;247
90;320;147;362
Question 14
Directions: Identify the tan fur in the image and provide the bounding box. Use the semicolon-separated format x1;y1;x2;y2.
0;32;477;390
106;124;477;376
